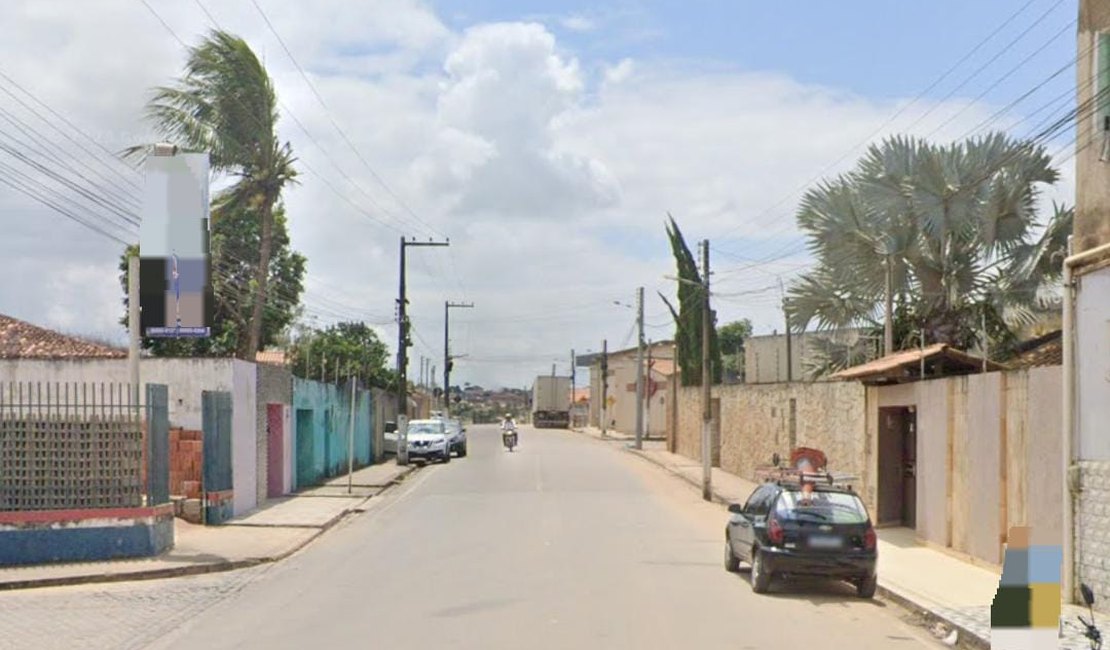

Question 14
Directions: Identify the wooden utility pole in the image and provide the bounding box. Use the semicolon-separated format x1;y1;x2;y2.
701;240;713;501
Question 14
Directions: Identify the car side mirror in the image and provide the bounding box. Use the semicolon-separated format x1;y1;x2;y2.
1082;583;1096;607
728;503;744;515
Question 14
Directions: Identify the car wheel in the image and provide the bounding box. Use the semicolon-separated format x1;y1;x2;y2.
750;548;771;594
443;450;452;463
856;573;877;599
724;537;741;573
458;443;467;458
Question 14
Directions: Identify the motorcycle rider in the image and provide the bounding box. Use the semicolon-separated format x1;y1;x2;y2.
501;413;517;433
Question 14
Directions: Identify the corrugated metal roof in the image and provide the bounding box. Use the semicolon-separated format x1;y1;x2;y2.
0;313;126;359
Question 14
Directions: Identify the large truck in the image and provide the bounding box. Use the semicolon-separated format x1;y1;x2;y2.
532;375;571;429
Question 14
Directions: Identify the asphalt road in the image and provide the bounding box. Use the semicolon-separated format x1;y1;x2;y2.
139;424;941;650
0;425;943;649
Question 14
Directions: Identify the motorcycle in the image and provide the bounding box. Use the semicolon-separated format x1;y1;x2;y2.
1078;583;1103;650
502;427;518;452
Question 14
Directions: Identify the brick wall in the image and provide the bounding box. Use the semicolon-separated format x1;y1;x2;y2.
169;428;202;499
1077;461;1110;610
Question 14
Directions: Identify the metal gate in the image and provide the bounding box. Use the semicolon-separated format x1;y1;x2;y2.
146;384;170;506
201;391;233;524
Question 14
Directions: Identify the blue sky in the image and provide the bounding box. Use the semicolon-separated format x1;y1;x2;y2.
0;0;1086;387
434;0;1078;107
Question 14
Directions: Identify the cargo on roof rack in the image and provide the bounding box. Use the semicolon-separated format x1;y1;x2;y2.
755;447;859;491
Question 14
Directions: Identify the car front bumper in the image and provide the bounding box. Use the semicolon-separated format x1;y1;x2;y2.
761;547;876;578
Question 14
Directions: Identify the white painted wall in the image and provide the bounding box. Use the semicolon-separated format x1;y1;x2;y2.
0;357;264;516
0;358;233;429
231;361;257;515
1077;268;1110;460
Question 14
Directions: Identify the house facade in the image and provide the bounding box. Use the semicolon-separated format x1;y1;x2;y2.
586;341;674;437
1071;0;1110;607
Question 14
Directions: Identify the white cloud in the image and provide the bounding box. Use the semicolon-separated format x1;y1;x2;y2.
560;15;597;32
0;2;1075;387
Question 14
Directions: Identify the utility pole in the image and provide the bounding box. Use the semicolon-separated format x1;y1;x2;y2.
396;236;450;466
347;373;357;494
646;339;653;439
701;240;713;501
444;301;474;417
780;277;793;383
634;286;645;449
885;255;894;357
570;349;576;427
601;339;609;438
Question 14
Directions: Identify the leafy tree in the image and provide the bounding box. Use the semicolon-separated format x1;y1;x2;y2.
786;133;1071;375
659;214;722;386
125;29;297;360
118;202;306;356
289;321;397;391
717;319;752;380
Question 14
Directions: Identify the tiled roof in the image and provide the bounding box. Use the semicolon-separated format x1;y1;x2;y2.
649;359;676;376
1008;330;1062;369
0;314;126;359
831;343;1005;383
255;350;288;366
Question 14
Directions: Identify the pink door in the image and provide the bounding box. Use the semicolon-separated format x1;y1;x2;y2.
267;404;285;498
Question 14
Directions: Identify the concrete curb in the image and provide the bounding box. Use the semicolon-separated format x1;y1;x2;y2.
0;465;419;592
606;439;992;650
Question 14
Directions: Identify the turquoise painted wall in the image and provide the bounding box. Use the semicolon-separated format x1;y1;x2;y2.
292;378;375;489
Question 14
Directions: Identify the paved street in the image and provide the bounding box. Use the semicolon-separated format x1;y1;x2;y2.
0;425;942;649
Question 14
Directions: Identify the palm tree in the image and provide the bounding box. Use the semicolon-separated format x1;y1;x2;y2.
126;29;297;360
786;133;1071;372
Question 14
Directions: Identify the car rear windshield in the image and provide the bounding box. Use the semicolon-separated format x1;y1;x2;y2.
774;490;869;525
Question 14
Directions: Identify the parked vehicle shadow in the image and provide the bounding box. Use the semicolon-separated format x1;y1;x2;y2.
730;572;888;607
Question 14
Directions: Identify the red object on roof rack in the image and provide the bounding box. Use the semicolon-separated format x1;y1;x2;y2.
754;447;859;491
790;447;827;471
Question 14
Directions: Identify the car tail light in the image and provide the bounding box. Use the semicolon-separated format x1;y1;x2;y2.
769;517;785;545
864;526;876;550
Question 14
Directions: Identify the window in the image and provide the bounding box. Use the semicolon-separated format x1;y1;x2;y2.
775;490;870;525
744;486;777;518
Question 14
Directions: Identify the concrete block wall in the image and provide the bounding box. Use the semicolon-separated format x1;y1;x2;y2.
1077;461;1110;610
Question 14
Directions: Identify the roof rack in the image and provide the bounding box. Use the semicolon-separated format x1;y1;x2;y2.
755;447;859;491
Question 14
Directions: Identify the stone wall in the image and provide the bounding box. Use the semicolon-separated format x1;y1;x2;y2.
673;381;867;484
1078;461;1110;610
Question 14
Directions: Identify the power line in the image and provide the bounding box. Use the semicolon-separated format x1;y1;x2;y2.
245;0;444;240
713;0;1070;257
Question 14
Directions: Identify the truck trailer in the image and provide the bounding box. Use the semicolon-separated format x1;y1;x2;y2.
532;375;571;429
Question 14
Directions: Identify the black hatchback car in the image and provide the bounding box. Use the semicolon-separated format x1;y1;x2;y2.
724;479;878;598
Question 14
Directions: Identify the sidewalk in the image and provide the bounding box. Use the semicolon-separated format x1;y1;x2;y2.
0;462;414;591
578;428;1093;649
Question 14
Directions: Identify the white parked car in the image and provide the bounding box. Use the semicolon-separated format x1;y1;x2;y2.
390;419;450;464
